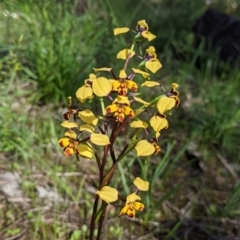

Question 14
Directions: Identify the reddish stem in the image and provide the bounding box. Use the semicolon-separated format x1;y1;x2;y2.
89;195;99;240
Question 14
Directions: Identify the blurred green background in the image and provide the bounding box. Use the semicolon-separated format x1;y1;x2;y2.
1;0;240;239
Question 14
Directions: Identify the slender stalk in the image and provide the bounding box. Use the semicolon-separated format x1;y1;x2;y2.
110;144;116;162
89;195;100;240
124;53;132;71
116;142;136;163
99;97;106;115
94;151;101;172
100;162;117;189
124;41;136;71
110;121;120;142
111;117;130;144
96;203;107;240
100;145;109;181
117;143;129;160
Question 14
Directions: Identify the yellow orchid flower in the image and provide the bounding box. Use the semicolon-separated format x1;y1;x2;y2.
136;20;156;41
117;48;135;60
111;69;138;96
119;193;144;218
75;74;96;103
105;96;134;122
59;135;95;159
167;83;180;107
76;74;112;103
58;137;79;157
157;83;180;115
144;46;162;73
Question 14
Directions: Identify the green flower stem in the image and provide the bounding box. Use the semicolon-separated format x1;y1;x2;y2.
130;39;136;52
116;143;129;160
99;97;106;115
116;141;137;163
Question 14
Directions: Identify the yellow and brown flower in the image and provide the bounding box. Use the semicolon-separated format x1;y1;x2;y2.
105;96;134;122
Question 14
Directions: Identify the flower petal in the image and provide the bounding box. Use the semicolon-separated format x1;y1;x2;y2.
150;115;168;133
130;120;148;129
117;49;135;60
141;81;160;87
145;60;162;73
90;133;110;146
111;80;120;91
133;96;149;106
126;193;141;204
114;27;130;35
135;140;155;156
93;67;112;72
157;96;176;114
132;68;150;78
119;69;127;79
63;147;75;157
78;110;98;126
126;80;138;92
78;143;93;159
76;85;93;103
142;31;156;41
96;186;118;204
119;204;129;216
133;202;144;211
137;20;149;30
61;121;79;129
92;77;112;97
113;96;130;105
106;104;118;113
123;106;134;118
146;46;157;57
79;124;95;133
64;130;77;139
133;177;149;191
58;138;71;148
125;206;136;218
